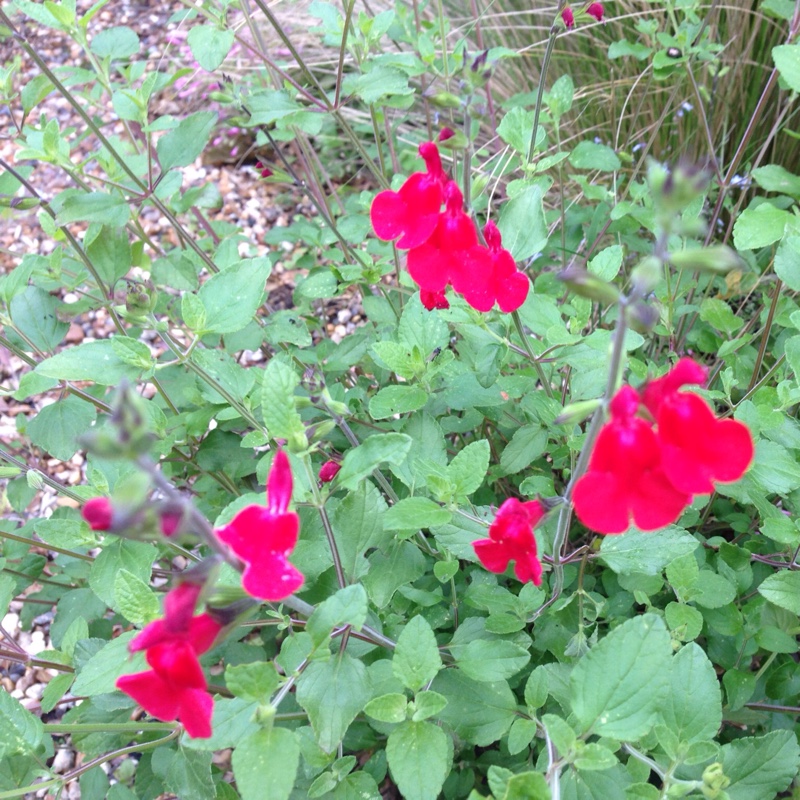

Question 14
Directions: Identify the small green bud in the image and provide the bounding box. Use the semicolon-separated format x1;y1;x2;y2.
631;255;663;295
254;703;276;729
125;281;156;316
554;398;602;426
426;91;463;110
669;246;743;274
557;266;620;305
627;299;660;334
26;470;46;490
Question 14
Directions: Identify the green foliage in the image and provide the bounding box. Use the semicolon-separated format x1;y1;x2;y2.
3;0;800;796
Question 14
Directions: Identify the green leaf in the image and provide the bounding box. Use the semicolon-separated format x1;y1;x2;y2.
57;191;131;227
333;772;381;800
182;697;260;751
152;745;215;800
89;538;155;610
732;204;793;250
412;690;447;722
569;141;621;171
232;727;300;800
113;568;159;625
156;111;217;173
664;602;703;642
397;295;450;354
261;358;304;442
448;440;490;498
773;43;800;92
608;39;652;59
0;689;44;759
498;106;535;154
332;483;390;581
90;26;139;58
182;292;207;332
499;424;548;475
574;743;618;771
72;631;146;696
187;25;234;71
752;164;800;198
758;570;800;613
692;571;736;609
383;497;451;531
570;614;672;739
507;718;538;756
723;669;756;712
306;584;368;648
386;721;451;800
393;615;442;692
588;245;623;281
722;730;800;800
198;257;272;334
369;385;428;420
432;670;517;746
542;713;576;754
26;395;96;460
599;527;698;576
775;234;800;290
504;771;551;799
35;339;147;385
497;182;548;261
350;65;412;103
296;652;372;752
337;433;412;491
364;693;408;724
451;639;530;682
748;440;800;494
699;298;743;335
225;662;279;704
9;286;68;351
660;643;721;743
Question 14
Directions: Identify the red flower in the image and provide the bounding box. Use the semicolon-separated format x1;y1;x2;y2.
319;459;342;483
407;181;488;294
117;640;214;738
159;508;183;538
216;450;304;601
420;289;450;310
116;583;222;738
472;498;546;585
572;386;691;534
641;358;708;418
461;221;530;313
82;497;113;531
657;390;754;495
561;7;575;28
370;142;447;249
438;127;456;142
586;2;604;21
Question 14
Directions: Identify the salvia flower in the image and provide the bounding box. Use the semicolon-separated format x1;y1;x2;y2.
370;142;447;249
573;361;754;535
216;450;304;601
420;288;450;311
116;582;222;738
82;497;114;531
319;460;342;483
472;498;546;585
561;7;575;28
572;386;692;534
586;2;604;21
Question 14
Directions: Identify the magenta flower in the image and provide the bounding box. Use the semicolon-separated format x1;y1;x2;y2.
472;498;547;585
586;2;604;21
216;450;304;602
561;7;575;27
420;288;450;310
82;497;113;531
319;460;342;483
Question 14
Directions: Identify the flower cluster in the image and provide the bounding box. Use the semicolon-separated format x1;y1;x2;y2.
561;2;604;28
215;450;304;602
116;582;222;738
572;359;754;534
370;142;530;313
472;498;547;586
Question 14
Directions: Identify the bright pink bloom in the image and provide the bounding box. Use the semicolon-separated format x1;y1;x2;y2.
420;289;450;310
261;168;273;178
370;142;447;249
82;497;113;531
586;2;604;21
657;391;754;495
641;358;708;418
319;460;341;483
216;450;304;601
407;181;488;293
117;640;214;738
128;583;222;654
561;7;575;27
438;127;456;142
159;509;183;538
472;498;546;585
572;386;691;534
461;221;530;313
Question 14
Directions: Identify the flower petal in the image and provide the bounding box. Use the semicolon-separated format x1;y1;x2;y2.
370;189;408;242
177;688;215;738
117;670;180;722
513;549;543;586
472;538;512;574
146;641;206;688
572;472;632;534
267;450;293;516
216;505;272;560
241;553;304;601
407;241;451;292
629;468;691;531
496;271;530;313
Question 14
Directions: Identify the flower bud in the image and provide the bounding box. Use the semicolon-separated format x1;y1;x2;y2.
426;91;463;110
319;460;341;483
554;398;602;426
438;127;456;142
83;497;114;531
561;7;575;28
669;246;743;274
557;266;620;305
630;255;663;295
586;2;604;21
